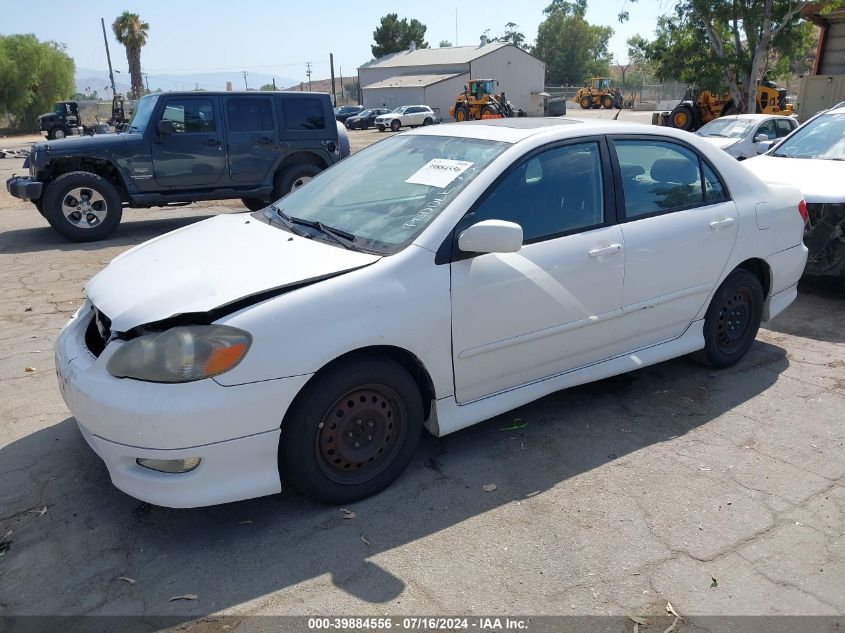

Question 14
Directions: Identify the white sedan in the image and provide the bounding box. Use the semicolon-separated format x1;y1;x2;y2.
375;105;437;132
56;118;808;508
695;114;798;160
744;104;845;277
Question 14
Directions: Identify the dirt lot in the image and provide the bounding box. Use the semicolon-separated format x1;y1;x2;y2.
0;120;843;627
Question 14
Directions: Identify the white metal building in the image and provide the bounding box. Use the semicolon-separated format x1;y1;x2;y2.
358;40;546;120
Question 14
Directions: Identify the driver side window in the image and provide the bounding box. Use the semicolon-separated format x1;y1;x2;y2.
467;142;606;243
160;99;215;133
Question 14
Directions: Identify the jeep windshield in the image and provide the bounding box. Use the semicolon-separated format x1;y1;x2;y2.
697;118;755;139
771;112;845;160
126;94;159;134
255;134;509;254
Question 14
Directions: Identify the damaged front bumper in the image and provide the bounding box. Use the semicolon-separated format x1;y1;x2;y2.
805;202;845;277
6;176;43;202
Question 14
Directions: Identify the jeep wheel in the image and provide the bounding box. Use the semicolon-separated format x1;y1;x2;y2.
42;171;123;241
276;164;322;197
241;197;269;212
390;120;401;132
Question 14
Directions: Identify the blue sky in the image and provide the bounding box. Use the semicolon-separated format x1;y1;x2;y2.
3;0;664;83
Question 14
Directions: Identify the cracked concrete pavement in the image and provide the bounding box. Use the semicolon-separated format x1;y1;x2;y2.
0;126;843;627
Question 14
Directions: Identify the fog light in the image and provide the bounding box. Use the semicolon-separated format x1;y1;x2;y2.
136;457;201;473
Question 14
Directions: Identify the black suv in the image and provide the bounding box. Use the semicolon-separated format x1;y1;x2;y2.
7;91;341;241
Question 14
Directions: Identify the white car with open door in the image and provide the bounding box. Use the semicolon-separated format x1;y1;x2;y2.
55;118;807;508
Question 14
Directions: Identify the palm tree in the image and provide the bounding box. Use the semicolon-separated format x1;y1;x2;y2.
112;11;149;99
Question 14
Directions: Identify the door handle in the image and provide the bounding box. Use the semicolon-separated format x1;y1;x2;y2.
257;136;272;145
205;138;220;147
709;218;736;230
587;243;622;258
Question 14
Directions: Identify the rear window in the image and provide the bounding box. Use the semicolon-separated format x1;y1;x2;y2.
283;98;326;130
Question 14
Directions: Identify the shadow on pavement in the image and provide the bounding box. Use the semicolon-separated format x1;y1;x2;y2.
763;276;845;344
0;213;226;255
0;341;789;619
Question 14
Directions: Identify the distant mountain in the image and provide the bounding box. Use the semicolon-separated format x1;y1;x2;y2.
75;68;298;96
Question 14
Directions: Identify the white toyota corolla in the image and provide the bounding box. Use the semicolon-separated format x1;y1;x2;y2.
56;118;808;508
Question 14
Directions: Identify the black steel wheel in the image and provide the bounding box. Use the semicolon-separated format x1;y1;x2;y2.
692;269;764;368
280;357;424;503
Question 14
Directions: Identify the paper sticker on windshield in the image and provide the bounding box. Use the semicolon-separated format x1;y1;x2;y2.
405;159;475;188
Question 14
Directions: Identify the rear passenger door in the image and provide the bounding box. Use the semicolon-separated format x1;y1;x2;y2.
279;95;335;163
223;95;278;183
609;137;738;346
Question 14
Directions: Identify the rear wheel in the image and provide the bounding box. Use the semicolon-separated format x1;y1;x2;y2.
241;197;269;211
42;171;122;241
692;269;764;368
280;357;424;504
579;96;592;110
390;119;401;132
275;163;322;197
669;104;695;131
422;117;433;126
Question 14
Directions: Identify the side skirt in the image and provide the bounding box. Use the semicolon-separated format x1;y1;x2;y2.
426;320;705;437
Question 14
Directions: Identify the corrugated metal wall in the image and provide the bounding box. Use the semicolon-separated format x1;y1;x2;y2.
362;87;426;111
469;47;546;113
796;75;845;121
819;21;845;75
423;74;469;120
359;64;467;88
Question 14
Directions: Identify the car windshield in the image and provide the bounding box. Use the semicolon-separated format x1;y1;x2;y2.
392;106;407;113
771;112;845;160
696;118;756;139
356;109;372;117
256;134;509;253
126;94;158;133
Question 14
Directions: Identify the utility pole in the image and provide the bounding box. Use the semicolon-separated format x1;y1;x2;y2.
339;67;344;102
242;71;248;90
330;53;336;106
142;73;150;92
272;77;277;91
101;18;117;97
305;62;313;91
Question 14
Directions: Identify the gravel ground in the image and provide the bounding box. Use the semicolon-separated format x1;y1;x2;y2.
0;119;843;628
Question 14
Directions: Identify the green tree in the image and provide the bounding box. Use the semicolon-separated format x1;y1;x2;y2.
371;14;429;58
259;83;276;91
620;0;842;112
112;11;149;100
496;22;526;47
533;1;613;85
0;34;75;131
439;40;452;47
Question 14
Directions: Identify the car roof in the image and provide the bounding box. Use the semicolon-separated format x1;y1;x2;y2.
713;114;791;121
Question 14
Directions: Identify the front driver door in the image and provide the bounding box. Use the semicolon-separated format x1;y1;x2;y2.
451;139;626;403
151;96;225;188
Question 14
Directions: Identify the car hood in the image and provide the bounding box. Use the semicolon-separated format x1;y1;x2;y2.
698;136;738;149
742;154;845;203
86;214;381;332
42;134;128;153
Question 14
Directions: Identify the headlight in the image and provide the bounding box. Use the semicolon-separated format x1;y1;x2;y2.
107;325;251;383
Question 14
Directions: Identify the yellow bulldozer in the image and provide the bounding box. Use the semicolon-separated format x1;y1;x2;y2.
573;77;624;110
450;79;519;121
657;82;794;131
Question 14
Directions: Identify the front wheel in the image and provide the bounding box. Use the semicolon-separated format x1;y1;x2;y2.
50;127;67;140
602;95;614;109
454;106;469;122
241;197;269;212
280;357;424;504
579;96;592;110
692;269;764;368
376;125;385;132
390;119;401;132
42;171;123;241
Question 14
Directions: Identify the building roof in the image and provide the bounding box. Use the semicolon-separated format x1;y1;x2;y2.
362;73;466;90
360;42;511;70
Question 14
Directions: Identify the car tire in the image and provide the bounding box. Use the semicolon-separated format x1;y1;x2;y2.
42;171;123;241
390;119;401;132
280;356;424;504
361;122;369;130
377;125;385;132
275;163;322;197
50;127;67;140
241;197;269;212
423;117;433;126
692;269;764;368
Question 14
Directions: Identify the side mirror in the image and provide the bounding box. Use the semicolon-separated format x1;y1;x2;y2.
756;140;775;154
458;220;523;254
753;133;769;143
157;119;176;135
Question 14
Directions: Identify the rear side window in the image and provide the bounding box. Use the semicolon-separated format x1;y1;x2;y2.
775;118;795;138
226;97;274;132
283;98;326;130
613;139;727;218
160;98;215;133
